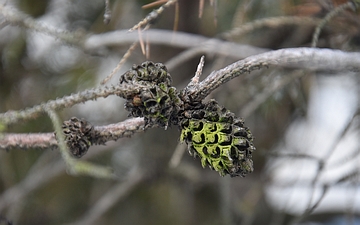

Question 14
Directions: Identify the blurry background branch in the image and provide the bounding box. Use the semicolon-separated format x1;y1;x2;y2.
223;16;321;40
0;4;83;46
0;4;266;58
84;29;268;59
66;168;146;225
311;1;358;47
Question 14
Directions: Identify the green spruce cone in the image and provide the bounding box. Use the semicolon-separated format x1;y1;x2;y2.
180;100;255;177
120;61;182;128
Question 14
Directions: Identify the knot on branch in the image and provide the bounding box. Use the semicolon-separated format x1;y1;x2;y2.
61;117;95;158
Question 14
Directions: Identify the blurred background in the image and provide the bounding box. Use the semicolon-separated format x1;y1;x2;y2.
0;0;359;224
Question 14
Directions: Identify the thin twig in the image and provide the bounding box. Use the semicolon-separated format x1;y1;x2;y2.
191;55;205;85
103;0;111;24
288;185;329;225
199;0;205;18
223;16;321;40
45;108;76;171
288;111;359;225
145;27;151;58
100;43;138;85
311;2;357;47
129;0;178;31
212;0;218;27
289;169;359;225
0;141;124;213
240;71;305;118
0;158;65;212
265;152;320;161
0;118;146;150
173;1;179;31
169;142;187;168
0;84;141;125
67;169;145;225
142;0;168;9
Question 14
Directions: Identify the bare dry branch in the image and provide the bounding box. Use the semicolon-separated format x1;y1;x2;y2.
0;133;57;150
0;84;140;125
0;118;146;150
186;48;360;102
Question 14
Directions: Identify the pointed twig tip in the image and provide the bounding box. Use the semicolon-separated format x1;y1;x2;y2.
191;55;205;85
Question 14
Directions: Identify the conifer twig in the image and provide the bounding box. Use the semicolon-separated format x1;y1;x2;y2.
0;118;146;150
186;48;360;102
0;84;142;125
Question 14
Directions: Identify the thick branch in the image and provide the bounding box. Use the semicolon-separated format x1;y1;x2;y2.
186;48;360;102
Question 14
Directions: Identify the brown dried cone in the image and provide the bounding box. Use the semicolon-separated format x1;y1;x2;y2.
61;117;95;158
119;61;182;128
179;100;255;177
